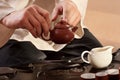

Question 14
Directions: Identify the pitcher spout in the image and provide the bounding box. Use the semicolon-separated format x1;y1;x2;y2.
104;46;114;50
103;46;114;53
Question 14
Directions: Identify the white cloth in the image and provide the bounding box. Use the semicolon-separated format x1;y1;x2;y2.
0;0;88;51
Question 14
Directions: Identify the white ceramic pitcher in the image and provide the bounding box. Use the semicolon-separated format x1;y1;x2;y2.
81;46;114;68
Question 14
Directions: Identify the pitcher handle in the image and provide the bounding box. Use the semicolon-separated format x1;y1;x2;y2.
81;51;91;64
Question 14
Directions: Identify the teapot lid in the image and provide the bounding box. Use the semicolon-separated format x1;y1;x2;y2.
54;20;70;29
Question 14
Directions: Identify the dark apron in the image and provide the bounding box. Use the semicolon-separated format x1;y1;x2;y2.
0;28;102;67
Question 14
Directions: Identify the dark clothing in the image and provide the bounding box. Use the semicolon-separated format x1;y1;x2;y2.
0;28;102;67
0;40;46;67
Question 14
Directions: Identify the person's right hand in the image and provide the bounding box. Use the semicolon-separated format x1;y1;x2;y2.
1;4;51;38
52;0;81;26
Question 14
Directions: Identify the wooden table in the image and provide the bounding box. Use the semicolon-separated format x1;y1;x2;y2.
8;60;119;80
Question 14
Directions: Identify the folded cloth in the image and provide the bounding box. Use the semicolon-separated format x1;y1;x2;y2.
43;28;103;60
0;39;46;67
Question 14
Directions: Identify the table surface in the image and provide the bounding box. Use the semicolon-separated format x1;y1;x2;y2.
8;60;120;80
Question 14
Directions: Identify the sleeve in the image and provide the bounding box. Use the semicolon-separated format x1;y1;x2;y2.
0;1;15;20
70;0;88;21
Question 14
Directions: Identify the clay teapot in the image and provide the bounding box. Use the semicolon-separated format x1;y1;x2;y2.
42;20;78;44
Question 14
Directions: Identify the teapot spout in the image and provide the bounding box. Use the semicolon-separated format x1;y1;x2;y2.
71;27;78;32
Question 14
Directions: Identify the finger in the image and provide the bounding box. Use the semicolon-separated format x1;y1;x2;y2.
38;16;49;36
29;9;49;37
28;12;43;37
27;8;44;37
72;14;81;26
62;5;68;22
66;6;80;25
62;3;78;23
30;6;50;36
34;5;51;28
69;12;80;26
24;19;38;38
51;7;59;21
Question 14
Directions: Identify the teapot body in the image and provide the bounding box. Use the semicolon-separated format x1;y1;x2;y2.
41;20;78;44
50;28;74;44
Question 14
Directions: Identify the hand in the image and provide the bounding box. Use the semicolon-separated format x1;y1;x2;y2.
1;4;51;38
52;0;81;26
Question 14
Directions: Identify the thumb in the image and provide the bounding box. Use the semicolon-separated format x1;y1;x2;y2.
62;7;67;22
52;6;64;21
51;8;59;21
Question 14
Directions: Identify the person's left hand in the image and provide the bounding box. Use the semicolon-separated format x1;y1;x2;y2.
52;0;81;26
